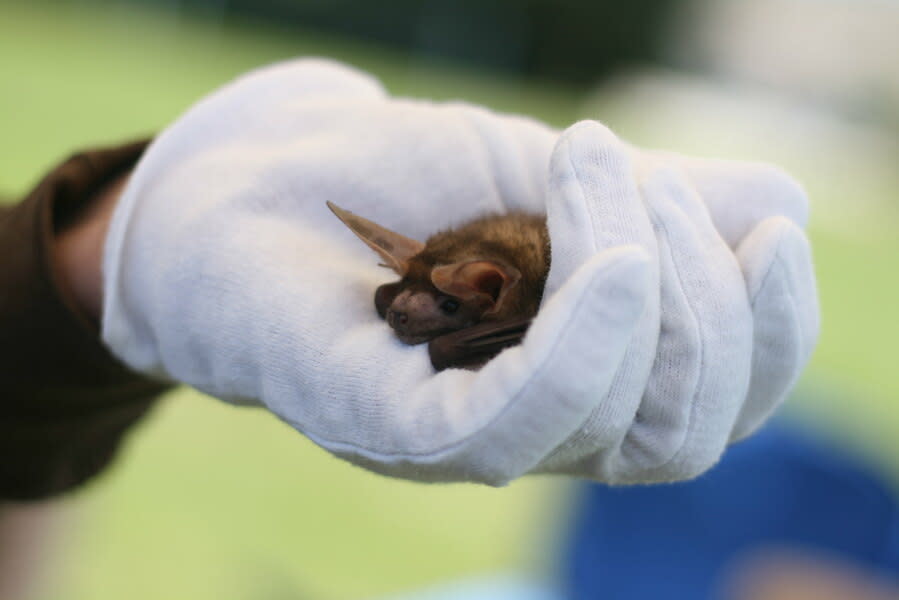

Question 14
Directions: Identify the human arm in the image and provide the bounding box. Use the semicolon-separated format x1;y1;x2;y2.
0;142;172;501
54;168;129;324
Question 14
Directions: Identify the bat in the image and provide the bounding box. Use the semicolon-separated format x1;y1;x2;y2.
327;201;549;370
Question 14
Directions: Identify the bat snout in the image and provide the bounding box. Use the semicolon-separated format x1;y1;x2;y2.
384;289;446;345
386;308;408;328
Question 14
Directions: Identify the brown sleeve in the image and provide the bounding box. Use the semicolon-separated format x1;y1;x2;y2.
0;141;173;501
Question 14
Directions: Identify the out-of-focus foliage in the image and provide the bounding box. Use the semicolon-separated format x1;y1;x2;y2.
0;0;588;195
128;0;679;82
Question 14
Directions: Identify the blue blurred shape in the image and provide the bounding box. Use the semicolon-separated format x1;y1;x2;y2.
562;423;899;600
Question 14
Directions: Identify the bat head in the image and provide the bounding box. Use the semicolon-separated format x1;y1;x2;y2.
327;202;522;344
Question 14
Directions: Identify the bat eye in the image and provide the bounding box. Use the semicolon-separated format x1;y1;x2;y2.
440;298;460;314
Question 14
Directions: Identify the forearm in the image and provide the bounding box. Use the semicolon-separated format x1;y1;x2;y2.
54;171;128;323
0;141;172;501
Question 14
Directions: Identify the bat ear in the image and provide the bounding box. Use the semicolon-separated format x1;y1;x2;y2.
327;201;425;275
431;260;521;315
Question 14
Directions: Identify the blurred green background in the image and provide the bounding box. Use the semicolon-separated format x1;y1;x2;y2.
1;0;897;598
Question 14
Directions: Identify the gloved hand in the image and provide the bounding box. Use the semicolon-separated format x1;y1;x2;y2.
102;58;818;485
535;123;818;482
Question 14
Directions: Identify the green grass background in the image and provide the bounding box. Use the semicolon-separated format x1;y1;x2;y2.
1;1;897;598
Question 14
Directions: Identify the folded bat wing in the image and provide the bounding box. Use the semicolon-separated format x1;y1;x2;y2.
428;317;533;371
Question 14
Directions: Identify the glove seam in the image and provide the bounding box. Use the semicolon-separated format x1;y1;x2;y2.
749;223;811;358
732;224;811;443
748;223;788;306
567;140;605;257
634;198;707;475
530;143;608;467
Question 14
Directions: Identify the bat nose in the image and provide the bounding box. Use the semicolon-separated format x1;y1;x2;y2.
387;309;408;328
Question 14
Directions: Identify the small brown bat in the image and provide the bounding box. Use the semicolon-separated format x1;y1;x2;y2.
327;201;550;370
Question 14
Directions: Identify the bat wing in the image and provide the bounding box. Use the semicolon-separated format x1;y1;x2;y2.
428;317;533;371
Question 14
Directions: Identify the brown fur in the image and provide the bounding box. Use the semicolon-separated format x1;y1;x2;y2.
411;213;549;323
328;201;549;345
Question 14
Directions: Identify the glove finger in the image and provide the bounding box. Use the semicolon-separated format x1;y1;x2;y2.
226;58;387;109
657;152;809;249
535;121;660;472
306;246;651;486
594;166;754;483
730;217;820;441
543;121;658;297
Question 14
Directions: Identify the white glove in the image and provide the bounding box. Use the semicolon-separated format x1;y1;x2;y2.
102;58;818;485
535;123;819;482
